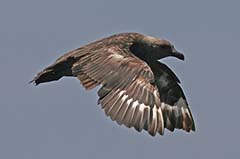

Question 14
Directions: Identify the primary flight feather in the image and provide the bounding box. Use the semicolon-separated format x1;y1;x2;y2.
32;32;195;136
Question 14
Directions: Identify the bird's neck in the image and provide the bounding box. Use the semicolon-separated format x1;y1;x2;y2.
129;42;156;64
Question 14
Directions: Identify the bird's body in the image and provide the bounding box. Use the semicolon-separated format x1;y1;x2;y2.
32;32;195;136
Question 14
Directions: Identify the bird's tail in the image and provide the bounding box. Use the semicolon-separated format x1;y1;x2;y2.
31;57;77;85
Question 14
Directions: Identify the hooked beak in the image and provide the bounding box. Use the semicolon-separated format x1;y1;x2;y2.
172;51;185;60
171;47;185;60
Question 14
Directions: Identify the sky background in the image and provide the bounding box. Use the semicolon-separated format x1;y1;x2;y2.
0;0;239;158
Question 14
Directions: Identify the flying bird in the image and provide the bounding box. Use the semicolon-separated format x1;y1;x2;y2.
32;32;195;136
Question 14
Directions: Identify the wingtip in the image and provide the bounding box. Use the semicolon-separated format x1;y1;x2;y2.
191;123;196;132
28;79;36;85
29;76;39;86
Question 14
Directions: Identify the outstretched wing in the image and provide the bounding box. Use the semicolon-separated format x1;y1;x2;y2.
71;46;165;136
151;62;195;132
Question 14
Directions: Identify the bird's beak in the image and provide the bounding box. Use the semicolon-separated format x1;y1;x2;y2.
172;51;185;61
171;47;185;60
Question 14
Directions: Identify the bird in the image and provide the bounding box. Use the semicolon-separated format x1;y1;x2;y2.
31;32;195;136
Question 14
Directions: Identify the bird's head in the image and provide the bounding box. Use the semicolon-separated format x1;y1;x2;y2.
137;35;185;61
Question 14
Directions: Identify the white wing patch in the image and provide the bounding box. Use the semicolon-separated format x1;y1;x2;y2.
127;98;133;105
132;100;139;108
118;90;126;96
121;94;128;102
139;103;146;112
98;74;166;136
105;89;165;136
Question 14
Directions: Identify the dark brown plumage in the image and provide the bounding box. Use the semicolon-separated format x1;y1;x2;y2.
32;32;195;136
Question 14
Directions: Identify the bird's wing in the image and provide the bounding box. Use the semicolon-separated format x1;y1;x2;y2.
152;62;195;132
71;46;165;136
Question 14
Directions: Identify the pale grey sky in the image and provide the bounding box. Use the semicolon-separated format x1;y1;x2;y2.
0;0;239;158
